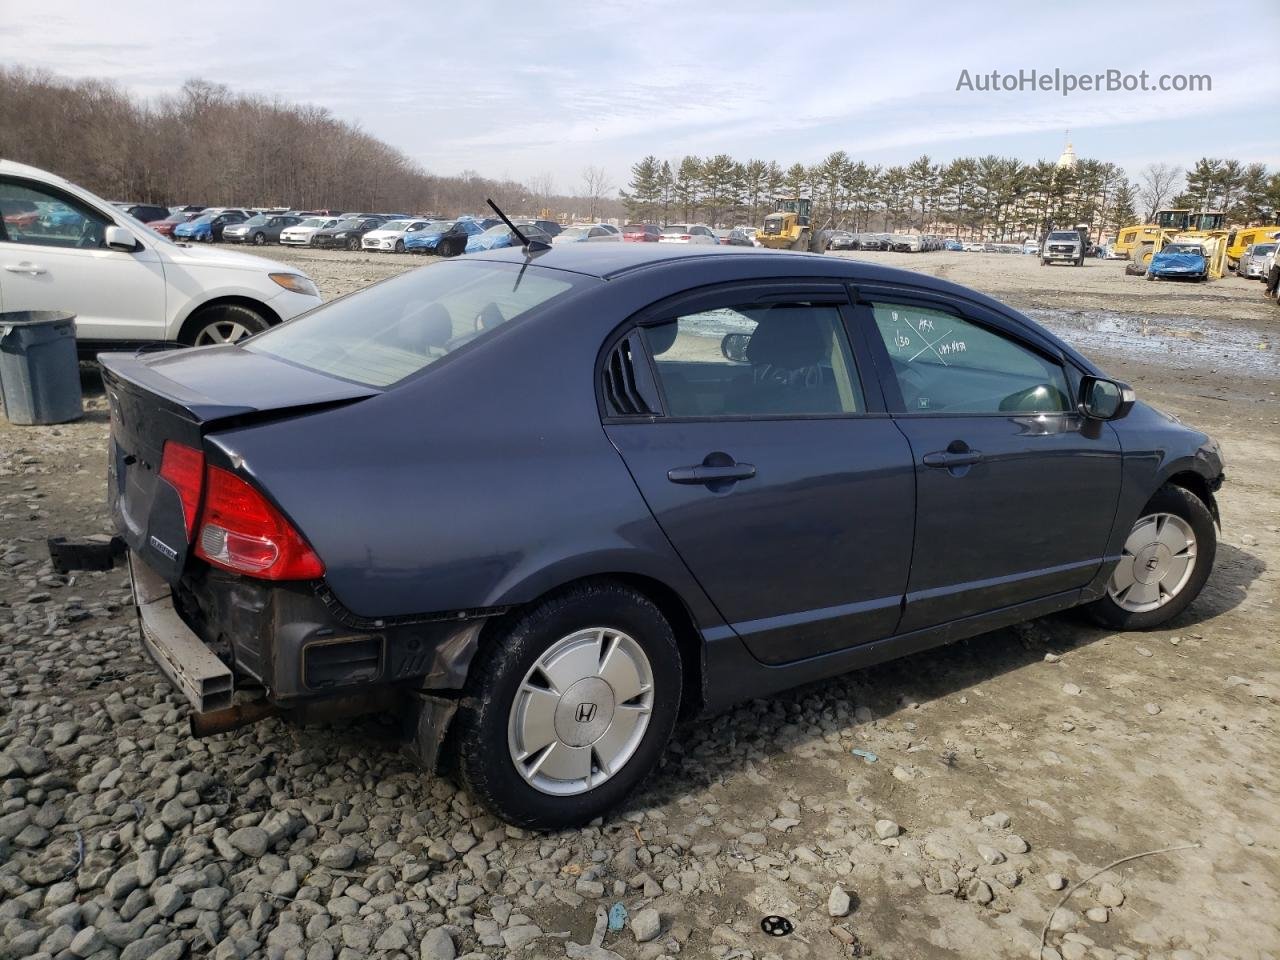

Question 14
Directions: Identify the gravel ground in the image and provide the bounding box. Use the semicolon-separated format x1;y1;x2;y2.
1;247;1277;960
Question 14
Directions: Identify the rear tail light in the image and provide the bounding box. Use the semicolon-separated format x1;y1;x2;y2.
159;441;204;538
194;465;324;580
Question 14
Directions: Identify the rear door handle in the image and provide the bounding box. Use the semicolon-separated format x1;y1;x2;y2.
923;450;982;468
668;463;757;484
4;263;47;275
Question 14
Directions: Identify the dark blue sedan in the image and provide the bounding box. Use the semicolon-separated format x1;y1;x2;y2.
100;244;1223;827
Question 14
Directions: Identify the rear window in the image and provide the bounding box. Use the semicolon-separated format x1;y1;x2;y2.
247;260;581;388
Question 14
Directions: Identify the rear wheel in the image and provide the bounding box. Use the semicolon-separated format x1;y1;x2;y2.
1087;484;1216;629
453;582;681;829
347;237;360;251
1133;243;1155;272
183;304;269;347
253;232;266;245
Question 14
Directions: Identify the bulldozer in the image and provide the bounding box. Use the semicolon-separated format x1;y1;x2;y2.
756;196;815;251
1114;208;1226;271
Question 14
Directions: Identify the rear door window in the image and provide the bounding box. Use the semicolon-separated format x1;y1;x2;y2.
642;302;863;417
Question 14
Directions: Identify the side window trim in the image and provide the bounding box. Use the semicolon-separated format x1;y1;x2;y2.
851;286;1073;417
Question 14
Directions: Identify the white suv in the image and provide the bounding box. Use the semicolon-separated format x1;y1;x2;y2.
0;160;323;355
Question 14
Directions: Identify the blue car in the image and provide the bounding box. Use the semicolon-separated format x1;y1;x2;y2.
1147;242;1209;282
100;244;1223;829
944;239;964;251
464;222;554;254
174;210;250;243
404;218;485;257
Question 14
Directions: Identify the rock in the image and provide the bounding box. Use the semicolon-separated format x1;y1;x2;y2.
7;745;49;776
69;926;105;957
105;862;141;901
502;924;543;950
1135;646;1153;657
981;812;1011;829
155;883;186;917
1096;882;1124;907
1144;702;1162;715
924;837;958;861
632;906;662;943
977;844;1005;865
828;884;852;917
319;844;357;869
875;819;901;839
419;927;456;960
1043;652;1062;663
1062;683;1082;696
1086;906;1109;923
1046;873;1068;890
567;945;626;960
966;879;994;905
228;826;270;857
375;925;410;951
1001;834;1030;854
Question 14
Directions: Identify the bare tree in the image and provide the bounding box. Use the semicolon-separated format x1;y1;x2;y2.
527;172;556;212
1137;162;1182;221
581;166;614;221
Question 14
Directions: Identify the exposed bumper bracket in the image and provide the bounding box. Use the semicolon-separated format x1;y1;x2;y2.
130;554;234;713
48;535;126;573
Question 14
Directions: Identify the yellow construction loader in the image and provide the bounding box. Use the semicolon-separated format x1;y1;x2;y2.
1115;208;1226;271
756;197;814;250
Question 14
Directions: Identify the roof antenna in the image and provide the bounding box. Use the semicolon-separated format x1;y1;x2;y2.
487;198;550;252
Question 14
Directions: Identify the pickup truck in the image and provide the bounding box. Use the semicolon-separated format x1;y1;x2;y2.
1041;230;1084;266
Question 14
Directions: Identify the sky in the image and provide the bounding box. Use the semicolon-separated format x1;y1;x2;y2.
3;0;1278;194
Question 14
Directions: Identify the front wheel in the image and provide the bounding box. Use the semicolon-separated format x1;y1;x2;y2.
394;239;405;254
1088;484;1216;629
253;232;266;245
183;304;270;347
453;582;682;829
347;237;360;251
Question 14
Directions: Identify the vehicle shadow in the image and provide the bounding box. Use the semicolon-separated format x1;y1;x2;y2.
637;541;1266;811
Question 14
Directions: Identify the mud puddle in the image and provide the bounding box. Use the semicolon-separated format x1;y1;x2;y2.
1028;308;1276;377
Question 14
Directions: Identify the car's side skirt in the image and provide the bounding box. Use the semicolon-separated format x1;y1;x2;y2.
700;588;1083;714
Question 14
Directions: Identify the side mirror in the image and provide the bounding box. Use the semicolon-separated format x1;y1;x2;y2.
105;225;141;252
721;332;751;363
1079;375;1135;421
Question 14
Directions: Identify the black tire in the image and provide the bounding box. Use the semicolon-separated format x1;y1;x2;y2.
253;232;266;245
182;304;270;347
1147;272;1157;281
1075;256;1084;266
1040;258;1048;267
394;239;405;254
347;237;360;251
1087;484;1216;630
452;581;682;829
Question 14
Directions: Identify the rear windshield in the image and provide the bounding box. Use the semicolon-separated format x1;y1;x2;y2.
247;260;581;387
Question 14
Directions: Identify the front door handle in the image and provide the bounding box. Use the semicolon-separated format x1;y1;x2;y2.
922;450;982;468
668;451;757;487
4;263;47;276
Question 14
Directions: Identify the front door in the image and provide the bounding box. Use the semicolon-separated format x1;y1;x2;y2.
857;291;1122;632
0;175;167;343
604;286;916;665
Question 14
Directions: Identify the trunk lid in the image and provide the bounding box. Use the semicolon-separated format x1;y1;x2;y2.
101;346;378;582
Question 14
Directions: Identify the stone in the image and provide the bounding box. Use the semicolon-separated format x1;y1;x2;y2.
1144;703;1161;715
875;819;901;839
228;826;270;857
828;884;852;917
1063;683;1082;696
69;926;105;957
1001;834;1030;854
375;925;410;951
1096;882;1124;907
981;812;1011;829
1046;873;1068;891
154;883;185;917
502;924;543;950
419;927;456;960
1086;906;1109;923
966;879;994;905
977;844;1005;865
632;907;662;942
319;844;357;869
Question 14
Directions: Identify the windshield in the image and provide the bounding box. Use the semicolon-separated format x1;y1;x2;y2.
481;224;511;237
1163;244;1203;255
248;261;582;388
296;218;325;228
242;215;268;227
559;226;590;239
163;212;190;223
380;220;411;231
1253;244;1276;256
1048;232;1078;241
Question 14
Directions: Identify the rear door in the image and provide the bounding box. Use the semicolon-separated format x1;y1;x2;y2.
603;282;916;665
855;287;1122;632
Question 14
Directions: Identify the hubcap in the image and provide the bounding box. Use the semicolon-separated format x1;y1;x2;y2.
194;321;251;346
1108;512;1197;612
507;627;654;796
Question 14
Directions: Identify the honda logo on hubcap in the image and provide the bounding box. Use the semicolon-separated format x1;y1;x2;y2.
575;702;597;723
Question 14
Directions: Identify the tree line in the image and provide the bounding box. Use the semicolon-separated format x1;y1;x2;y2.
0;67;608;218
622;153;1280;240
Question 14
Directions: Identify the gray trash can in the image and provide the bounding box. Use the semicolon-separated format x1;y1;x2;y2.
0;311;84;425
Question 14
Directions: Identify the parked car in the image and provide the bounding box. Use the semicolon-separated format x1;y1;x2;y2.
146;210;199;238
860;234;890;251
1041;230;1083;266
361;219;437;253
1146;242;1209;282
890;234;924;252
311;216;387;250
828;232;860;251
464;222;554;254
524;218;563;238
944;239;964;251
279;217;340;246
1021;240;1040;255
553;223;624;245
0;159;322;355
404;218;486;256
622;223;662;242
724;227;756;247
1238;243;1276;280
120;203;171;225
223;215;304;246
100;243;1223;829
174;210;251;243
659;223;716;244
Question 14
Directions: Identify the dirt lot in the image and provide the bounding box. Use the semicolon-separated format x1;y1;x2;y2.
1;248;1276;960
